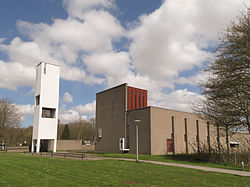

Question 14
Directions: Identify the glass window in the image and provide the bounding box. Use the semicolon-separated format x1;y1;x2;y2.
98;128;102;138
35;95;40;105
42;108;56;118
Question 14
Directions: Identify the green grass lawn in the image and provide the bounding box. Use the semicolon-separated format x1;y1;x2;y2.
0;153;249;186
97;153;250;172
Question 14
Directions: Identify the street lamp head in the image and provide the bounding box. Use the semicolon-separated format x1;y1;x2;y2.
134;119;141;123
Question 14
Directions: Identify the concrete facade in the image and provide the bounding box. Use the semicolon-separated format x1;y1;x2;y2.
127;108;151;154
95;84;127;152
95;83;249;155
56;140;95;151
32;62;60;153
127;107;209;155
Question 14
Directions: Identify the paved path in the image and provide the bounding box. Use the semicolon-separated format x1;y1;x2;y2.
103;157;250;177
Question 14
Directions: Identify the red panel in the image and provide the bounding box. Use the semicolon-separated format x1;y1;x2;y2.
132;89;135;110
139;92;141;108
135;90;138;109
127;86;148;111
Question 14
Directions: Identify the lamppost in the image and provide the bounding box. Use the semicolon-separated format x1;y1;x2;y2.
134;119;141;162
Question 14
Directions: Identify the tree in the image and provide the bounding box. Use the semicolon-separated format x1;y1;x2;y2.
0;98;20;143
58;119;95;141
61;124;70;140
195;8;250;153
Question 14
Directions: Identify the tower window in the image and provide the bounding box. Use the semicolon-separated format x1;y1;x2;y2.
42;108;56;118
44;64;46;74
35;95;40;105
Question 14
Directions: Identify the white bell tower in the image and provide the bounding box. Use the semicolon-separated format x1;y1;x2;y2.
32;62;60;153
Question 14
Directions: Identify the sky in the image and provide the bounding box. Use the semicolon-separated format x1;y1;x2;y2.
0;0;249;127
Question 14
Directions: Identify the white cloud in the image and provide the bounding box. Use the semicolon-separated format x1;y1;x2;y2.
74;100;96;117
129;0;249;82
83;51;131;78
16;104;34;121
59;109;80;123
0;6;125;90
150;89;203;112
63;92;73;104
0;60;35;90
17;10;125;54
1;0;250;115
62;0;115;19
0;37;42;67
174;71;209;86
59;104;87;124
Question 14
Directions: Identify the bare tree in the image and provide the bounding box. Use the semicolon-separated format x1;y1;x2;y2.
193;7;250;155
0;98;21;142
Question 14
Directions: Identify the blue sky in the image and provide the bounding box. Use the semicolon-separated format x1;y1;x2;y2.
0;0;249;127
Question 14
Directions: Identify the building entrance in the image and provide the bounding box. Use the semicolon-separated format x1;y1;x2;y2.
167;139;173;153
40;140;49;152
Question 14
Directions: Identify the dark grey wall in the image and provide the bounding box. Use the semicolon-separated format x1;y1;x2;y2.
127;108;151;154
95;84;127;152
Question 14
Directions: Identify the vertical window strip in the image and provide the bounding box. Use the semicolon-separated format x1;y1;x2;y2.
135;91;137;109
131;90;133;110
143;92;145;107
139;92;141;108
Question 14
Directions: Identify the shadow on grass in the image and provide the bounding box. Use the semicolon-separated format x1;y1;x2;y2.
164;154;205;162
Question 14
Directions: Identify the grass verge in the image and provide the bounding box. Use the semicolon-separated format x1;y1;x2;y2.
0;152;249;186
97;153;250;172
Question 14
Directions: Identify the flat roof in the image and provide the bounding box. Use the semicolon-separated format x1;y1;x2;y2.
126;106;150;112
149;106;198;115
127;85;147;92
96;83;148;95
127;106;199;116
36;61;60;67
96;83;127;95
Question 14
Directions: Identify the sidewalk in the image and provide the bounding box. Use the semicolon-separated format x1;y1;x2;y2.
104;157;250;177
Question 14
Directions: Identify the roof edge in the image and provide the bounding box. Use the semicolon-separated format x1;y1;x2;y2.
36;61;60;67
96;83;127;95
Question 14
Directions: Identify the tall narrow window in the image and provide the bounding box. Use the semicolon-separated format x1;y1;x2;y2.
135;91;137;109
44;63;46;74
98;128;102;138
184;118;188;154
139;92;141;108
143;92;145;107
42;108;56;118
196;120;200;153
35;95;40;105
131;90;133;109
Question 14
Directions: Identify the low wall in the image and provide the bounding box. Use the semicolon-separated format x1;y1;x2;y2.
7;146;29;152
56;140;95;151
